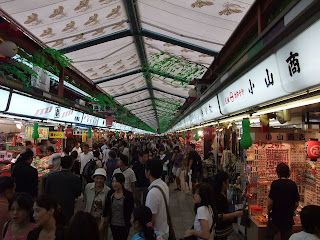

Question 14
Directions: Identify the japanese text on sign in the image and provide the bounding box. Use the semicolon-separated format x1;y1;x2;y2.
24;126;49;140
49;132;64;138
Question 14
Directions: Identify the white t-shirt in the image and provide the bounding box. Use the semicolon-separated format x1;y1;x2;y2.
48;153;61;172
79;151;94;174
146;179;169;238
193;206;214;240
289;231;320;240
103;148;110;163
113;167;136;192
122;148;130;158
72;147;82;160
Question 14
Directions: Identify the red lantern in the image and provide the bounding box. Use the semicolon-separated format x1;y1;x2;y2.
185;131;192;139
64;128;73;138
204;127;216;140
106;116;113;127
178;132;182;138
305;139;320;161
121;132;125;138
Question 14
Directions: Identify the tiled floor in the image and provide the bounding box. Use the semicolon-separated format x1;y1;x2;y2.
75;170;246;240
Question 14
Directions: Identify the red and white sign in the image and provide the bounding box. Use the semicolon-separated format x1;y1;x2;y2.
106;116;113;127
64;128;73;138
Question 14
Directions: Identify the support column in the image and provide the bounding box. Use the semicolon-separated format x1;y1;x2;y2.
58;67;64;97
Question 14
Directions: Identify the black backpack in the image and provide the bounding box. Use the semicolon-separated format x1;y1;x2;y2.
82;159;96;183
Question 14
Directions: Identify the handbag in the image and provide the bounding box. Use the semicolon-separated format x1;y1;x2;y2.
152;185;176;240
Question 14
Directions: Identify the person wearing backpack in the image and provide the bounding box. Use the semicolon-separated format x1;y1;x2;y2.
82;157;98;184
80;144;94;188
188;144;202;190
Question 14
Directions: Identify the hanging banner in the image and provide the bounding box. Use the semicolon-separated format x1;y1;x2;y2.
24;126;49;140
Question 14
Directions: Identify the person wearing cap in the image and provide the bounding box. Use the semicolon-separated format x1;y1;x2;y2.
84;168;110;240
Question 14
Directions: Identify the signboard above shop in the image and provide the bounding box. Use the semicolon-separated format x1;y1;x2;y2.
8;93;83;124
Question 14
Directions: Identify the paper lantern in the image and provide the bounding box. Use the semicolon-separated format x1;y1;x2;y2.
178;132;182;138
0;41;18;58
32;123;39;140
185;131;192;139
240;118;252;149
204;127;216;140
194;129;200;141
305;139;320;161
182;131;185;139
106;116;113;127
88;128;92;138
121;132;125;138
64;128;73;138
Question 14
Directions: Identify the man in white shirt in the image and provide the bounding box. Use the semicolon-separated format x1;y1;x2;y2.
145;159;169;240
79;144;94;174
113;154;136;193
71;142;82;161
46;146;62;172
102;143;112;164
101;140;108;152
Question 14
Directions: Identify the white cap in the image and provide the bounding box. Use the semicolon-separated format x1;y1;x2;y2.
92;168;107;179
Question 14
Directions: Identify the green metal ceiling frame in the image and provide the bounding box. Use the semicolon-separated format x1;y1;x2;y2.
113;87;148;98
141;29;219;57
123;98;151;106
59;29;132;54
94;68;142;84
123;0;160;131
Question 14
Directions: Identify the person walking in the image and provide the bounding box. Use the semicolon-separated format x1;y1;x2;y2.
72;142;82;161
188;144;202;190
164;144;174;185
2;193;37;240
183;183;215;240
104;150;118;187
99;173;135;240
27;194;66;240
102;143;112;164
0;177;15;240
84;168;110;240
213;171;243;240
133;152;150;206
45;156;81;222
113;154;136;193
172;146;183;191
266;163;300;240
11;150;38;198
131;206;163;240
46;146;61;172
145;159;170;240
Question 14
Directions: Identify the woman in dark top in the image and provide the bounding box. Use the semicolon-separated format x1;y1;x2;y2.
213;171;243;240
266;163;300;240
12;150;38;198
27;194;66;240
99;173;134;240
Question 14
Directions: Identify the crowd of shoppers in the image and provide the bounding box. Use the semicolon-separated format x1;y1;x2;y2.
1;136;320;240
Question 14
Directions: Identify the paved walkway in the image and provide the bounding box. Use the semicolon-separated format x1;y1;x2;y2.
75;170;245;240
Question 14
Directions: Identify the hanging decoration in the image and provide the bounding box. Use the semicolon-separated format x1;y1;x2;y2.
204;127;216;140
88;128;92;138
82;133;87;142
240;118;252;149
194;129;200;141
182;131;185;139
178;132;182;138
64;128;73;138
32;123;39;140
126;132;129;138
116;131;119;138
121;132;125;138
305;139;320;161
105;116;113;127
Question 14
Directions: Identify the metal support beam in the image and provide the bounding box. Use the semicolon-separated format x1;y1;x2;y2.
113;87;148;98
130;105;153;111
94;69;142;85
141;29;219;57
153;87;187;99
58;67;65;97
123;0;160;131
123;98;151;106
60;29;132;54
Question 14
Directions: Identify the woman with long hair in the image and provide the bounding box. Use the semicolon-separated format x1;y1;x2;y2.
99;173;134;240
172;146;183;191
212;171;243;240
183;182;215;240
27;194;66;240
2;193;37;240
131;206;162;240
66;211;99;240
12;150;38;198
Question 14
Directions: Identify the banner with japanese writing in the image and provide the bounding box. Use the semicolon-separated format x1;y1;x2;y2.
24;126;49;140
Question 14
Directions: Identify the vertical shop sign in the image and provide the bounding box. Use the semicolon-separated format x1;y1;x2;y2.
24;126;49;140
